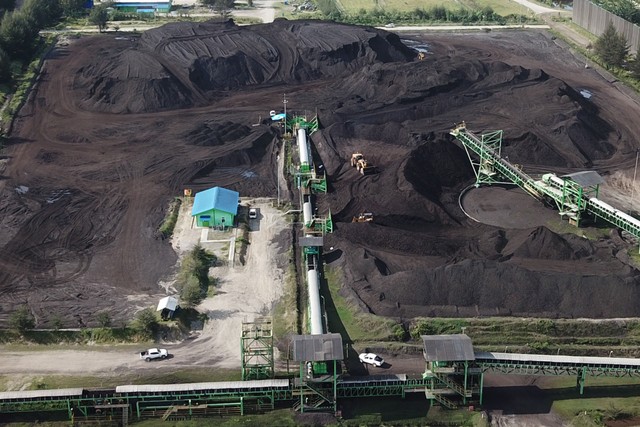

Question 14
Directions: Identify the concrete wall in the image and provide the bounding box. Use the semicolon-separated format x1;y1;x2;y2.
574;0;640;54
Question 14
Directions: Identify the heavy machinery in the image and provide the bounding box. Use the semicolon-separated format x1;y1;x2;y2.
350;153;374;175
352;212;373;223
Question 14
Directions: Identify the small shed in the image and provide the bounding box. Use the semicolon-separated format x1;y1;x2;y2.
157;296;179;320
191;186;239;228
422;334;475;365
111;0;173;13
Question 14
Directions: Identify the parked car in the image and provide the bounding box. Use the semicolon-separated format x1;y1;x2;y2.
359;352;384;367
140;348;168;362
249;208;258;219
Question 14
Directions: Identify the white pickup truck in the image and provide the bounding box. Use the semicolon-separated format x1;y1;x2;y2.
139;348;168;362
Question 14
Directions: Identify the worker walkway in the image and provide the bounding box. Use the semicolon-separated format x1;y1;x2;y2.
476;351;640;394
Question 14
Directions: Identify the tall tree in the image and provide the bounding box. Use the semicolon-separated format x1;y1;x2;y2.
89;3;108;32
22;0;62;28
628;53;640;79
201;0;235;20
60;0;87;18
0;0;16;13
0;11;39;59
0;45;11;84
594;21;629;68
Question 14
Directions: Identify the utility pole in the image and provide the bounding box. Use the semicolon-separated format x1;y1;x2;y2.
632;149;639;207
632;149;639;254
283;94;288;136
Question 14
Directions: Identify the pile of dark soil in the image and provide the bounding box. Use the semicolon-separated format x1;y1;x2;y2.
75;19;414;113
1;20;639;326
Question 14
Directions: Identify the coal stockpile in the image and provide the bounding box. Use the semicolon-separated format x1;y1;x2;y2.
1;20;639;326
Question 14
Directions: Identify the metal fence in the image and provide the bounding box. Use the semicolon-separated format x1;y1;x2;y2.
573;0;640;54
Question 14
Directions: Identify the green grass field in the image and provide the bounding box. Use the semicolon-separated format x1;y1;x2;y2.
335;0;530;17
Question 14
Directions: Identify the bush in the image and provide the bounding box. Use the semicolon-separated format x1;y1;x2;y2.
97;311;112;328
134;308;158;338
409;318;469;340
10;305;35;333
175;245;216;307
158;197;181;239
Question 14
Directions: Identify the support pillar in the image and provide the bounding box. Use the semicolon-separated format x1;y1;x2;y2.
577;367;586;395
479;371;484;405
463;361;468;405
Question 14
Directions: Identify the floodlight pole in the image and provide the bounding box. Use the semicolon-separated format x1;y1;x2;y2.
283;94;288;136
632;149;639;254
632;149;639;206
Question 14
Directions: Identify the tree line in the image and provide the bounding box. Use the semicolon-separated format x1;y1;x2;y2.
594;21;640;80
0;0;87;84
315;0;526;26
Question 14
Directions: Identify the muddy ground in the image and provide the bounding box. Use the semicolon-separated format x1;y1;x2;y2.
1;20;640;327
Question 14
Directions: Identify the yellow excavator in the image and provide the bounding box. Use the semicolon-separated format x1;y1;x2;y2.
352;212;374;223
351;153;374;175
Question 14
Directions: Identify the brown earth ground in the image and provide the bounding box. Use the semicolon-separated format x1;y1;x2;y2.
1;21;639;327
1;19;640;426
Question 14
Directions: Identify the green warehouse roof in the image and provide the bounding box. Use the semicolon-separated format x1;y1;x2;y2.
191;187;239;216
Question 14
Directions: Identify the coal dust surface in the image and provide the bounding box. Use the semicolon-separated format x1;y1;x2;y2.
1;19;639;326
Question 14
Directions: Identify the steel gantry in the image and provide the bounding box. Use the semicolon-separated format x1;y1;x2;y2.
450;122;542;198
475;352;640;396
241;317;275;381
292;117;327;193
450;122;640;242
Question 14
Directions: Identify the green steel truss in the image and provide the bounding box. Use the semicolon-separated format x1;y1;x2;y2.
587;200;640;240
451;122;640;235
450;123;543;199
543;177;588;225
295;169;328;193
476;356;640;395
295;360;339;414
241;317;275;381
422;361;482;408
131;390;289;420
336;377;429;398
289;115;319;134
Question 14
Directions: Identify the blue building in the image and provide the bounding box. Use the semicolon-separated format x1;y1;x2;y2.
112;1;173;13
191;187;239;228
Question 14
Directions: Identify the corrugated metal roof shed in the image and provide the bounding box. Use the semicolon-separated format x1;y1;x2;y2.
562;171;604;188
0;388;84;401
116;379;289;394
191;187;239;216
112;1;171;4
299;236;323;247
157;296;178;311
292;333;344;362
422;334;475;362
475;351;640;367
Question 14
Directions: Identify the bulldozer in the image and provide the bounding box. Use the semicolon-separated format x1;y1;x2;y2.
352;212;374;223
350;153;374;175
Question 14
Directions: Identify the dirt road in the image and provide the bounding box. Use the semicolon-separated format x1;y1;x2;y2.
0;199;290;386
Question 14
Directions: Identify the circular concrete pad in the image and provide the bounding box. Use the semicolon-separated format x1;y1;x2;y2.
461;186;560;229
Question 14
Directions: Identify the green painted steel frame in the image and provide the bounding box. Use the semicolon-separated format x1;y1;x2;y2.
336;378;429;398
297;360;338;414
422;360;482;408
450;123;633;231
588;201;640;239
479;359;640;394
241;318;275;381
289;115;319;134
129;388;289;419
451;126;540;195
